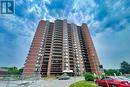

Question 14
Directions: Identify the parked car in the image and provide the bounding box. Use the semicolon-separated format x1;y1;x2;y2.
127;76;130;79
116;76;130;83
95;76;130;87
58;73;70;80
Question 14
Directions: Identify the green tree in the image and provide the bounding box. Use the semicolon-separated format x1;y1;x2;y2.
120;61;130;74
8;67;19;75
104;69;120;76
84;72;94;81
18;68;23;75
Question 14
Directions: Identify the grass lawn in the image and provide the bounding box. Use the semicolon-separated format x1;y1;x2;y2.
70;80;98;87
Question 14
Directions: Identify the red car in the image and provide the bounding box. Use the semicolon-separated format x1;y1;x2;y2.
95;76;130;87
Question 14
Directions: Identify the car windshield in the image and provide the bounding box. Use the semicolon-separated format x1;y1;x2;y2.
61;73;68;76
127;76;130;79
110;76;123;81
113;76;130;81
118;76;130;80
101;77;113;80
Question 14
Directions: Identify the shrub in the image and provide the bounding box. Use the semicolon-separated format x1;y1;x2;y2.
8;67;19;75
84;72;94;81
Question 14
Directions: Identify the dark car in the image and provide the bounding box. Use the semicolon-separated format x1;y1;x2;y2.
95;76;130;87
58;73;70;80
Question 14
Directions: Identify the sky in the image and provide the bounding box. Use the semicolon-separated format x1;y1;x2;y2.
0;0;130;69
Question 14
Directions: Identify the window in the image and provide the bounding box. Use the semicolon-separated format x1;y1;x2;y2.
106;77;113;80
39;50;42;52
35;64;40;68
38;54;42;56
35;68;39;72
102;77;113;80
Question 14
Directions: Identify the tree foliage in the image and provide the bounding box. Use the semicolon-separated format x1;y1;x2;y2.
84;72;94;81
7;67;23;75
119;61;130;74
18;68;23;75
104;69;120;76
8;67;19;75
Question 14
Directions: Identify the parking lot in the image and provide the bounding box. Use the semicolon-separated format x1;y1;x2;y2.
0;76;84;87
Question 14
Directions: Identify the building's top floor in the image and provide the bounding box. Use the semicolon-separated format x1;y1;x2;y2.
39;19;88;28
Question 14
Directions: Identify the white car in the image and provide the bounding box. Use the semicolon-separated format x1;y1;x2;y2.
58;73;70;80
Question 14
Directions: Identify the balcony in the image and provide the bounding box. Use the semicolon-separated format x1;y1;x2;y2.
50;67;62;72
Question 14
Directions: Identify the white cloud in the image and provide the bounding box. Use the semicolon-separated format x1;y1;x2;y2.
1;0;130;69
73;0;96;10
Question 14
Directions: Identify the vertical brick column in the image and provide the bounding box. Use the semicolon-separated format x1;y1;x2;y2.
81;24;101;75
47;22;55;77
23;20;46;77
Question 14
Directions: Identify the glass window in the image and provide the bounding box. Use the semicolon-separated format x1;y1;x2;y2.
102;77;113;80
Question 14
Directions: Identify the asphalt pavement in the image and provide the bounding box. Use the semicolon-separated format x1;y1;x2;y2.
0;76;84;87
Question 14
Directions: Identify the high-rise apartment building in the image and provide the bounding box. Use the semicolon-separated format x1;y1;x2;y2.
23;19;101;77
